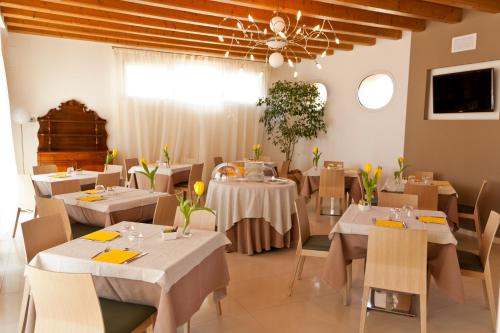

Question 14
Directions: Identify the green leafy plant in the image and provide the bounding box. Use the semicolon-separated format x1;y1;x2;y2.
393;156;409;181
137;158;159;190
163;144;171;166
257;81;327;163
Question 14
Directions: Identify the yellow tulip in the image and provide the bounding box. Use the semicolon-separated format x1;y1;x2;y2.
193;181;205;197
252;144;257;151
313;146;318;154
364;163;372;174
398;156;404;164
112;148;118;158
164;144;168;152
140;158;147;168
257;144;261;149
375;167;382;178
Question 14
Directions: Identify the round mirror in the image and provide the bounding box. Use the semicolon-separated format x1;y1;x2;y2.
314;83;327;104
357;73;394;110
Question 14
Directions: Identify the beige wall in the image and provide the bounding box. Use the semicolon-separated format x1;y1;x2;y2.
404;11;500;228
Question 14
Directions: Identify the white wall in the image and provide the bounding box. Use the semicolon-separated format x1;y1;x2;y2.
3;32;115;174
266;32;412;178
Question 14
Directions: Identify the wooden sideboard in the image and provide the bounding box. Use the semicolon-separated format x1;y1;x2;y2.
37;100;108;172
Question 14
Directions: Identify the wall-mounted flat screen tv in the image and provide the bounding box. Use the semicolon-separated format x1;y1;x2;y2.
432;68;494;113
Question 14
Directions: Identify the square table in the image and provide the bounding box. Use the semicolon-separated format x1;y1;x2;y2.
322;204;464;303
24;222;230;333
32;170;99;196
128;164;191;193
55;186;167;227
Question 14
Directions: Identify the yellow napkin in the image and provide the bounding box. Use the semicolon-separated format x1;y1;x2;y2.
78;196;103;202
375;219;404;229
92;249;140;264
419;216;446;224
431;181;450;187
82;231;120;242
84;189;100;194
49;173;68;179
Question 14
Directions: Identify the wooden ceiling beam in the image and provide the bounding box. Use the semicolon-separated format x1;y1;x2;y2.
122;0;424;31
423;0;500;13
298;0;462;22
1;8;362;49
0;0;400;39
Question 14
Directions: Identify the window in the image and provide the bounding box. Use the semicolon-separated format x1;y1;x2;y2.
314;83;327;104
124;63;264;105
357;73;394;110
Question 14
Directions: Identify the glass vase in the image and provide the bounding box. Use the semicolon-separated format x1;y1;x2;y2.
149;178;155;193
182;216;192;237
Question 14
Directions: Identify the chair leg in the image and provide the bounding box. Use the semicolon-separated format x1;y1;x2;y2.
297;256;306;280
288;255;303;296
343;263;352;306
215;300;222;316
483;264;497;329
33;205;38;219
359;286;370;333
18;280;30;333
420;292;427;333
12;207;21;238
183;320;190;333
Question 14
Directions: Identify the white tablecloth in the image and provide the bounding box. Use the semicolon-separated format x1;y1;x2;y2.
32;171;99;196
330;204;457;245
29;222;230;293
205;178;297;235
128;164;191;176
381;178;457;196
54;187;166;213
302;167;359;178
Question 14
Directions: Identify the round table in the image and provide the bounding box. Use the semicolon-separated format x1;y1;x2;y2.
206;178;297;255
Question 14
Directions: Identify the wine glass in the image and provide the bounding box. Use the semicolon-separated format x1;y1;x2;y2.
67;167;75;176
95;184;106;193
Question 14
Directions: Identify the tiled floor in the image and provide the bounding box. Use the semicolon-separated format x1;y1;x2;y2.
1;203;498;333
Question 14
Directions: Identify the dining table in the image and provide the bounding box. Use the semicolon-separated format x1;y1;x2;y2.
205;177;297;255
300;167;363;203
128;164;191;194
55;186;167;227
31;170;100;196
322;204;465;304
23;221;230;333
380;178;459;227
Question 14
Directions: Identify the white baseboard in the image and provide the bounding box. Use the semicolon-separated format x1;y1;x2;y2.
457;229;500;245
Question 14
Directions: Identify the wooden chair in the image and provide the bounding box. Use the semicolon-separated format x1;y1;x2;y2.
175;163;204;200
25;266;156;333
289;197;332;296
316;168;345;215
260;155;271;162
50;179;81;196
213;156;223;167
458;180;487;249
457;210;500;329
404;184;438;211
12;175;36;238
135;173;170;192
153;195;179;226
405;171;434;181
96;172;121;188
124;157;139;186
174;209;216;231
104;164;124;185
323;160;344;169
279;160;290;178
378;192;418;208
35;196;101;240
32;164;57;175
360;227;428;333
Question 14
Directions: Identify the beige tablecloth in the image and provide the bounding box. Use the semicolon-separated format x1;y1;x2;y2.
55;187;167;227
129;165;190;194
300;168;362;204
25;222;231;333
32;171;99;196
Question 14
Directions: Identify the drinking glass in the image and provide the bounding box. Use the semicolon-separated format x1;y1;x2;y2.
95;184;106;193
407;175;416;184
67;167;75;176
401;205;414;218
422;176;431;185
389;208;402;221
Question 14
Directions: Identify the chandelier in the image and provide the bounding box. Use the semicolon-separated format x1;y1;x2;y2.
217;9;340;77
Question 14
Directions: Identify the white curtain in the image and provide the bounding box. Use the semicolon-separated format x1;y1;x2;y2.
112;48;270;179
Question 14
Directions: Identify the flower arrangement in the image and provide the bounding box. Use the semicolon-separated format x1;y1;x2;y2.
359;163;382;207
163;144;171;167
104;148;118;170
176;181;215;236
252;143;262;160
393;156;408;183
312;146;321;168
136;158;159;191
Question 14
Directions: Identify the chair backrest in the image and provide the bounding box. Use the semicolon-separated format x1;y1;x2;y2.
25;266;105;332
263;165;278;177
153;195;179;226
474;180;488;212
279;160;290;178
35;196;72;241
174;209;216;231
32;164;57;175
18;174;36;210
365;227;427;295
319;168;345;199
213;156;223;167
188;163;204;189
104;164;123;178
323;160;344;169
260;156;271;162
50;179;81;196
404;184;438;210
96;172;121;188
479;210;500;266
124;158;139;181
294;197;311;248
135;172;170;192
21;214;69;262
405;171;434;180
378;192;418;208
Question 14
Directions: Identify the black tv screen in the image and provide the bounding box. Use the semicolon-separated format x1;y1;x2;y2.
432;68;494;113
